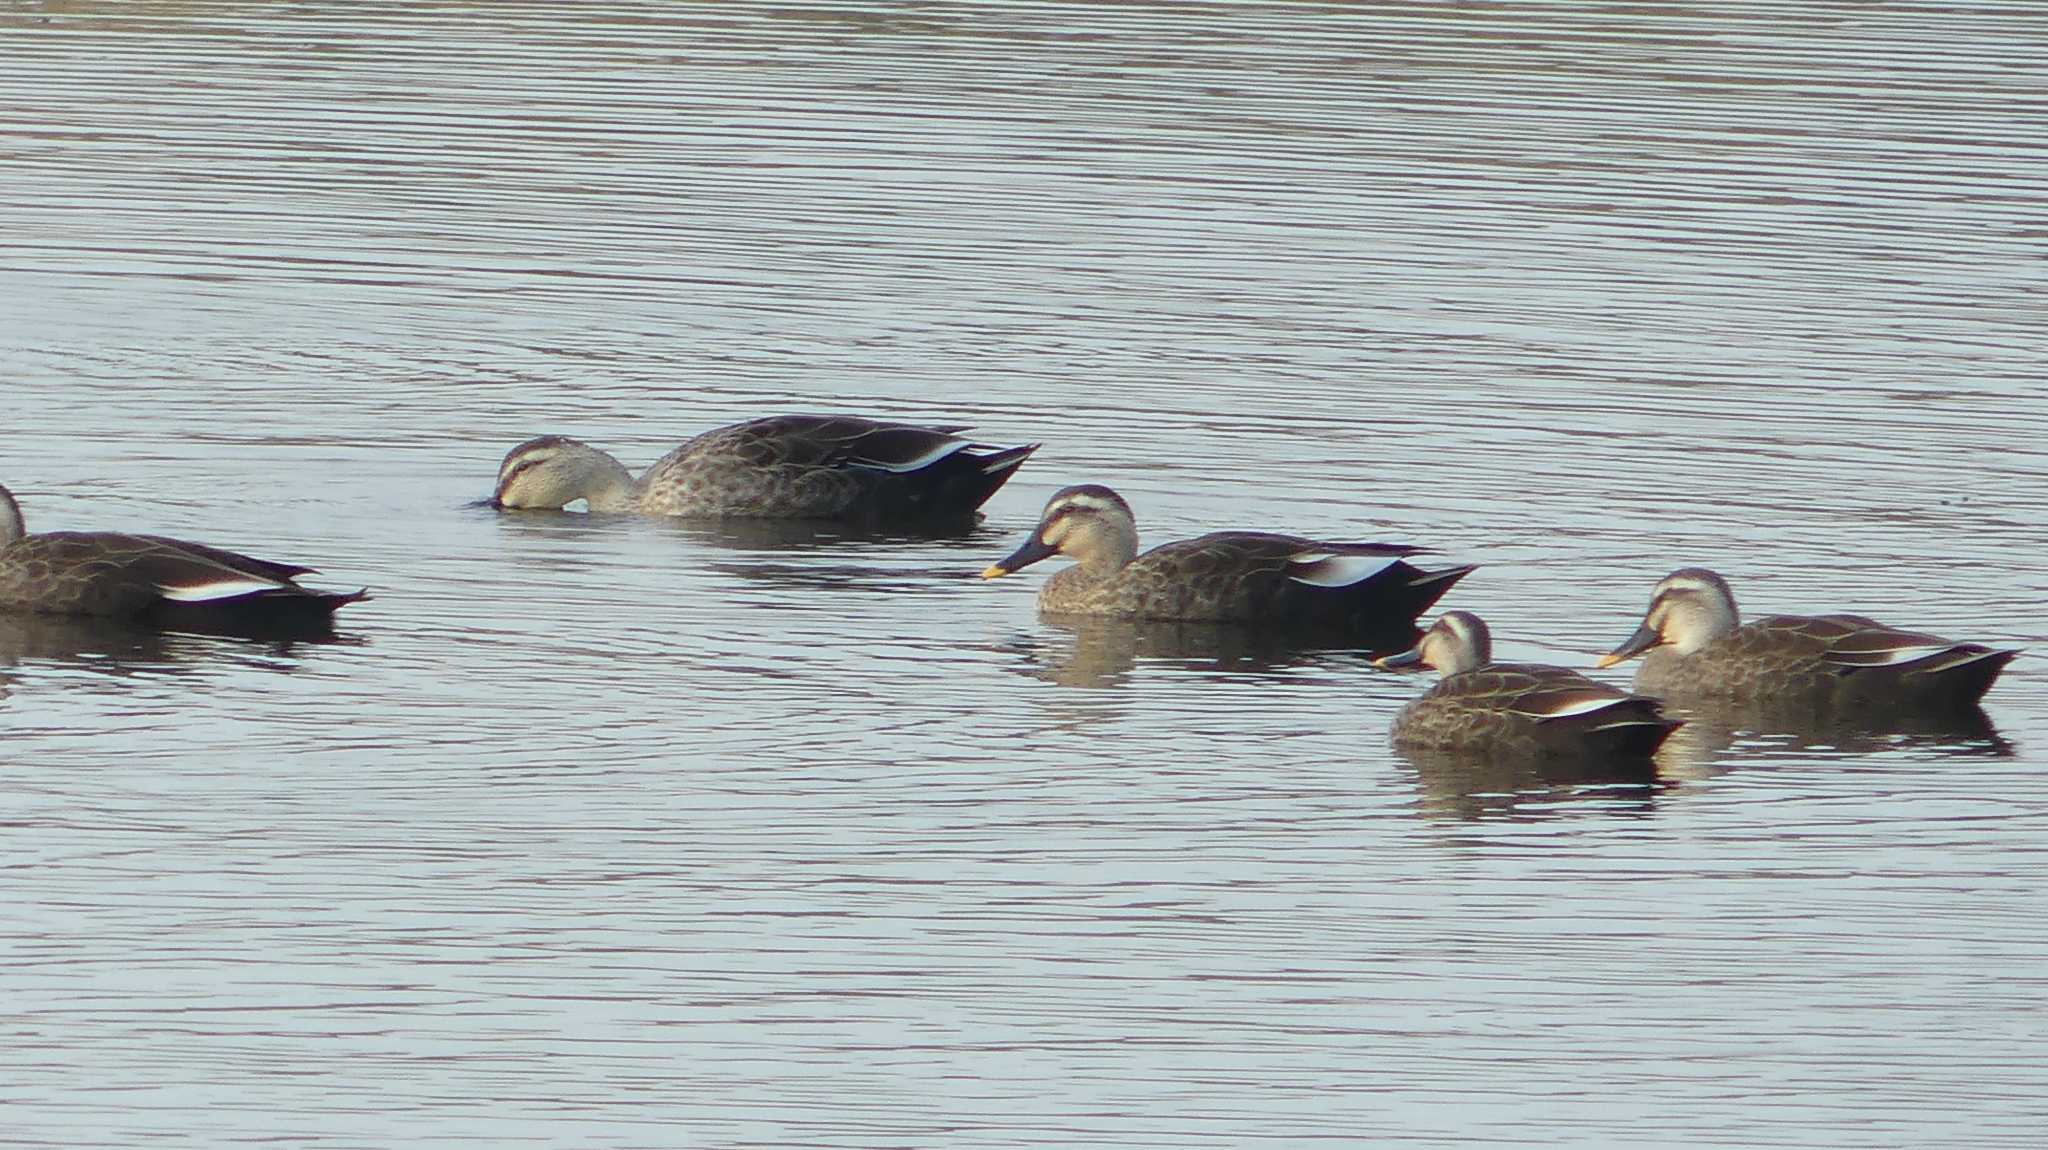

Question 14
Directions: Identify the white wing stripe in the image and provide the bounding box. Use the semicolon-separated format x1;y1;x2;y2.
854;441;969;473
157;577;287;602
1287;553;1400;588
1529;697;1633;719
1848;643;1955;666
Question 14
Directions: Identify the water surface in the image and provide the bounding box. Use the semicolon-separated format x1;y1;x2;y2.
2;2;2045;1146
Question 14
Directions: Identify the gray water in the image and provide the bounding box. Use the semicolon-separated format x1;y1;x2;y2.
3;2;2046;1146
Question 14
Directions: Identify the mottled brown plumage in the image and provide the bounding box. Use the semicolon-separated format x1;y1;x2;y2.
1378;612;1679;759
0;484;365;637
493;415;1037;523
982;484;1472;640
1600;568;2016;713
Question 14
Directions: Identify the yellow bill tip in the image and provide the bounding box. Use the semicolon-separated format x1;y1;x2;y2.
980;565;1010;580
1594;652;1628;669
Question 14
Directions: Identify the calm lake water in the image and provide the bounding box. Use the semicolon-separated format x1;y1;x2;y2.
3;2;2045;1146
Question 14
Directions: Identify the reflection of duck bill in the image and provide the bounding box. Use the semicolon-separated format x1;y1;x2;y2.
982;535;1057;579
1597;623;1662;668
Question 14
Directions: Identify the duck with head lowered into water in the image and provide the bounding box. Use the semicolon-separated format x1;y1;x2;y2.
980;484;1473;643
492;414;1038;526
1598;567;2018;712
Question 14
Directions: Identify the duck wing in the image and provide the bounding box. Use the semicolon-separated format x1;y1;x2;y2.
113;534;312;601
1121;532;1469;634
1748;613;1992;671
134;535;318;583
1442;664;1669;725
711;415;971;473
1167;532;1431;581
2;531;309;616
1125;533;1321;589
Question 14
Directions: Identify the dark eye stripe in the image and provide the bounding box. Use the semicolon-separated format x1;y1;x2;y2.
499;457;544;486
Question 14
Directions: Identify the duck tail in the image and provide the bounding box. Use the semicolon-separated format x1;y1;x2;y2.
1910;645;2020;705
144;586;368;639
1584;709;1683;758
1402;562;1477;618
926;441;1040;518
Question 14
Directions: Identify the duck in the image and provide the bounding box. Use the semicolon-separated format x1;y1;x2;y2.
1376;611;1680;758
980;484;1473;639
1597;567;2018;711
491;414;1038;524
0;483;366;637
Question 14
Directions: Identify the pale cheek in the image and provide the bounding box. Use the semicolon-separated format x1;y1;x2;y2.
501;477;540;507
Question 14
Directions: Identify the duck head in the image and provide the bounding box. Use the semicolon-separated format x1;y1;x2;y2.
982;484;1140;579
1598;567;1741;667
492;436;636;512
1375;610;1492;676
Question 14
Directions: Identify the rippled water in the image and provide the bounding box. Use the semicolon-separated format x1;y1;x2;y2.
3;2;2045;1146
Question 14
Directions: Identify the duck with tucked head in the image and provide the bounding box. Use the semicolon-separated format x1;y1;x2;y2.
1376;611;1680;758
1598;567;2018;711
493;414;1038;525
980;484;1473;641
0;483;366;637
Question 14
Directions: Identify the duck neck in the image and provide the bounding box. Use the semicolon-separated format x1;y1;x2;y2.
1070;533;1137;580
579;455;638;513
1669;596;1739;654
0;485;22;546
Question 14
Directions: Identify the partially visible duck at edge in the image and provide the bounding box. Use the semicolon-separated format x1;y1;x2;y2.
1598;567;2018;711
0;482;366;637
492;414;1038;524
981;484;1473;640
1377;611;1680;758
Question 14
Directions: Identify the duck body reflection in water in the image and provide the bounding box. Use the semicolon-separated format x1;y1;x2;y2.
1652;698;2014;781
1016;614;1380;690
1395;744;1664;822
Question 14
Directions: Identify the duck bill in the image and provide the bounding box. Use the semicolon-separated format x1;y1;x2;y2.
1597;623;1663;669
982;534;1056;580
1373;647;1429;671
